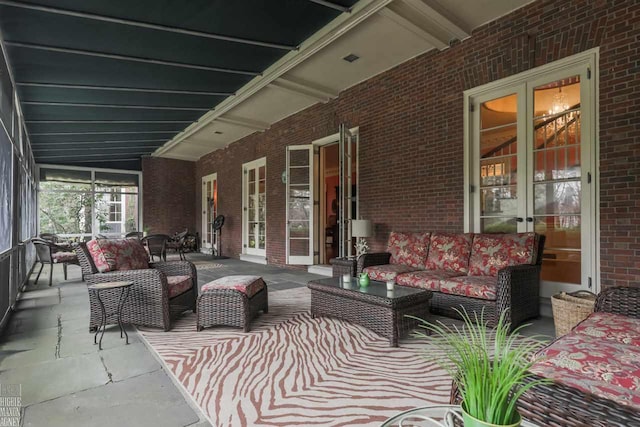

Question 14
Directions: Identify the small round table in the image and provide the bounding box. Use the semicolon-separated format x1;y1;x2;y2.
381;405;539;427
87;281;133;350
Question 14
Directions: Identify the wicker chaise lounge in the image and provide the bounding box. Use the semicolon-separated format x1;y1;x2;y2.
75;240;197;331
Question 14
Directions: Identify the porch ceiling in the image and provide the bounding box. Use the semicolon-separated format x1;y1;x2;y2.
0;0;533;169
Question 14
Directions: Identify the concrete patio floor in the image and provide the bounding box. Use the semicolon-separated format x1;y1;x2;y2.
0;254;554;426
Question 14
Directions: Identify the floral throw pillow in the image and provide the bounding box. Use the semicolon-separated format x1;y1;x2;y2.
387;232;431;269
86;239;150;273
425;233;473;273
468;233;537;276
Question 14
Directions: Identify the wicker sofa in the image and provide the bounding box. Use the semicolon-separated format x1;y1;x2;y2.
357;232;545;328
517;286;640;426
75;239;197;331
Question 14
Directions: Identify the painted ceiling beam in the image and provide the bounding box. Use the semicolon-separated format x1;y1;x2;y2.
33;146;157;152
17;82;233;96
307;0;352;13
31;139;166;147
0;0;295;51
37;152;152;159
5;41;261;76
22;100;209;111
29;131;178;136
269;77;338;103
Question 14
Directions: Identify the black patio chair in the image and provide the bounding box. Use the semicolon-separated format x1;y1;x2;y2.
125;231;144;240
141;234;171;262
166;229;188;260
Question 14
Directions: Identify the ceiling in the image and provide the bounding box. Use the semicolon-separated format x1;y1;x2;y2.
0;0;534;170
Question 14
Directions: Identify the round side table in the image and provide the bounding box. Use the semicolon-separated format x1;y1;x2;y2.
87;281;133;350
381;405;539;427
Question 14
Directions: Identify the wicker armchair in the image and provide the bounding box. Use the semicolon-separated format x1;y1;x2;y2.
31;238;79;286
358;234;545;329
75;241;197;331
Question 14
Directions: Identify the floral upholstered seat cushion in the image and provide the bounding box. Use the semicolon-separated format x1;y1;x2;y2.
201;275;265;298
387;232;431;269
167;275;193;298
363;264;417;282
395;269;464;291
468;233;538;276
439;276;497;300
86;239;150;273
530;332;640;411
52;251;77;263
425;233;473;274
573;312;640;346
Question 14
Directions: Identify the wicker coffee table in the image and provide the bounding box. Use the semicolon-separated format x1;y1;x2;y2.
307;277;432;347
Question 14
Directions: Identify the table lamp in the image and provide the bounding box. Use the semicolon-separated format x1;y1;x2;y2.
351;219;373;257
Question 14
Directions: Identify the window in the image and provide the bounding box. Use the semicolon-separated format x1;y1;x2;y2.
39;166;141;240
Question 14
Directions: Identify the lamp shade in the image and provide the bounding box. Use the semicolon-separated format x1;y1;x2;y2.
351;219;373;238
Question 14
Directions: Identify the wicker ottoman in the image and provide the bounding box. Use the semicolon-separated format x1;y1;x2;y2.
196;275;268;332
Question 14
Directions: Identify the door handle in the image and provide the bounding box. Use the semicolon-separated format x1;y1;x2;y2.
515;217;524;222
526;217;534;222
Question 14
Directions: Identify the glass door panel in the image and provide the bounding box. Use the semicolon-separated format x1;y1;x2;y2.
532;76;582;285
479;94;519;233
286;146;313;264
243;159;266;256
201;173;217;252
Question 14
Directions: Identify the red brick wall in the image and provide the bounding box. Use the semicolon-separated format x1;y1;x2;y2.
142;157;196;236
192;0;640;288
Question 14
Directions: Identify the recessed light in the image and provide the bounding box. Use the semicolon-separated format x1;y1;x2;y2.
343;53;360;63
213;131;223;135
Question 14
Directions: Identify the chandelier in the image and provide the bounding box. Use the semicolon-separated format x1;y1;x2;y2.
548;88;569;115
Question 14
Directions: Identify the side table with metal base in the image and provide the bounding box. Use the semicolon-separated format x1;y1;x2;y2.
87;281;133;350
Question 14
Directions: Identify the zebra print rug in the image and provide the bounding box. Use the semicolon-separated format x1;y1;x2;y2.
138;287;450;426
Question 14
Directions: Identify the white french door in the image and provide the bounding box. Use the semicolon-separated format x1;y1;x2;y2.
338;124;357;258
286;145;314;264
242;158;266;257
201;173;217;253
466;50;598;297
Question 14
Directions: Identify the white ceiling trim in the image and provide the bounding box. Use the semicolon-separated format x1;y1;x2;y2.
152;0;394;158
215;115;270;132
268;76;338;103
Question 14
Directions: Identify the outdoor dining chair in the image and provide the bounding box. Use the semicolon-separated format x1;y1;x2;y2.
31;238;79;286
141;234;171;262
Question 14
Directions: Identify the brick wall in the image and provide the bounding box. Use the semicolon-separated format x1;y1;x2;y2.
142;157;196;236
191;0;640;288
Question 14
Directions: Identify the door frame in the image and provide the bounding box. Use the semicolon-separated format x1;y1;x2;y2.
311;126;359;264
463;48;600;295
201;172;217;253
242;157;267;257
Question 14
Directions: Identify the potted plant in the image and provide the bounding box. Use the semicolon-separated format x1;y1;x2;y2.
413;309;549;427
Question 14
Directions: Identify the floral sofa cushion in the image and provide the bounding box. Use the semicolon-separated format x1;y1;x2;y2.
86;238;150;273
395;270;464;291
425;233;473;273
167;275;193;298
573;312;640;347
201;275;265;298
363;264;416;282
530;332;640;411
468;232;538;276
387;232;431;269
439;276;497;301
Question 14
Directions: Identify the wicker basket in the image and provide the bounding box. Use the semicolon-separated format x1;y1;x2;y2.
551;290;597;337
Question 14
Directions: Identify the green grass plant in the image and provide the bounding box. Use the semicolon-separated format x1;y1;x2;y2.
412;309;549;425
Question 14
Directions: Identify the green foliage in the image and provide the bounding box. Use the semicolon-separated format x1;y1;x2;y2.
39;185;108;234
412;309;550;425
